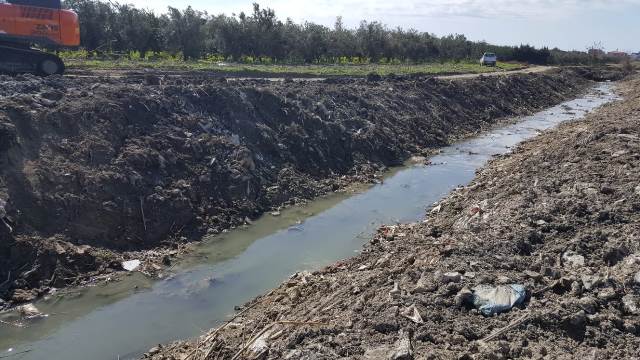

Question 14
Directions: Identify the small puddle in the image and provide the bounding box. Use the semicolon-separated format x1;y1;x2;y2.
0;83;619;359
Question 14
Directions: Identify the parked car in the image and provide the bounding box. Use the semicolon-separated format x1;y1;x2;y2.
480;52;497;66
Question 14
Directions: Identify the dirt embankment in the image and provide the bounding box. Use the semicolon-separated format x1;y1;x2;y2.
0;67;622;305
152;74;640;359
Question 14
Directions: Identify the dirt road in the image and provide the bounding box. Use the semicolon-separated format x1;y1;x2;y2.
65;65;555;82
150;73;639;359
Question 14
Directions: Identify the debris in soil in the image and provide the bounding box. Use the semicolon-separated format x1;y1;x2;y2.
122;260;142;272
150;73;639;359
15;303;45;319
0;67;623;304
471;284;526;316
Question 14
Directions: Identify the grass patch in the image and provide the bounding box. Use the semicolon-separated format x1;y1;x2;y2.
65;59;526;77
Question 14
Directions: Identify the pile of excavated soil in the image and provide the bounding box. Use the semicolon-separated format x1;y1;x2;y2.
150;74;639;359
0;68;622;305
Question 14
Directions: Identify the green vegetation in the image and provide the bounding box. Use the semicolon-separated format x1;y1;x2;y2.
63;55;525;77
62;1;570;66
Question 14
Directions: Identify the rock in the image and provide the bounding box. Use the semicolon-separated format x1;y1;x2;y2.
147;346;161;355
435;271;461;284
622;295;640;315
413;273;435;294
567;310;587;329
401;305;424;324
122;259;141;271
581;274;601;291
562;251;585;267
389;330;413;360
597;288;617;301
635;185;640;196
524;270;542;281
390;282;401;298
0;198;6;218
634;271;640;285
472;284;527;316
578;297;598;314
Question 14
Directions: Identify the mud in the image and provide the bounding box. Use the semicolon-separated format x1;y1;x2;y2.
0;67;623;306
151;74;639;360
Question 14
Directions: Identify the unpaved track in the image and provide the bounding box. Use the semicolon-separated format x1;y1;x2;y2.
151;74;640;359
65;65;554;82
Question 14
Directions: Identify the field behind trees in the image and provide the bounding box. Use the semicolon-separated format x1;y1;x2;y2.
61;1;598;69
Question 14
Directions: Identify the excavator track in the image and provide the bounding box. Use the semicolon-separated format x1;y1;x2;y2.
0;43;65;76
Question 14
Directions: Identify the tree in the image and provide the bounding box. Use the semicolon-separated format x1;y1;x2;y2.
161;7;207;60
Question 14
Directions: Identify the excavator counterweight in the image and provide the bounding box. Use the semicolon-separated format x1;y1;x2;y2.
0;0;80;75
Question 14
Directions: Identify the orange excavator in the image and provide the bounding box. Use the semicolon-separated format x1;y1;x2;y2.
0;0;80;75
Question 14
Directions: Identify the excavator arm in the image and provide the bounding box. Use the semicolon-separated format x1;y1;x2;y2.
0;0;80;75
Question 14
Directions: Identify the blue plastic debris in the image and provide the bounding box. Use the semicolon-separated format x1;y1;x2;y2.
472;284;526;316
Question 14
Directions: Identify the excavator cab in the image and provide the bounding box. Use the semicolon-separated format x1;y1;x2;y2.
0;0;80;75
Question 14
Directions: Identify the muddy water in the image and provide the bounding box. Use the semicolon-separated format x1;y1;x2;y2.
0;83;618;360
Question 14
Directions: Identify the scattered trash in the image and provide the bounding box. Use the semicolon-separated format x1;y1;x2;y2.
16;303;46;319
270;211;281;217
455;287;474;307
472;284;526;316
248;328;272;356
122;259;141;272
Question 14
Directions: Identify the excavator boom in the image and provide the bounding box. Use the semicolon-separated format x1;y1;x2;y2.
0;0;80;75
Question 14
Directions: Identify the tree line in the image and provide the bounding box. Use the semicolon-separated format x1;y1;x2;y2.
63;0;594;65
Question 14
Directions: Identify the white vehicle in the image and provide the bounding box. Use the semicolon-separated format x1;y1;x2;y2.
480;52;497;66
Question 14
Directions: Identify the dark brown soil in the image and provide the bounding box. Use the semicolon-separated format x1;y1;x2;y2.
149;74;639;359
0;67;622;306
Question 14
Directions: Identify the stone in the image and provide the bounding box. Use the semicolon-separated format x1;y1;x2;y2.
634;271;640;285
435;271;461;284
390;282;401;298
389;330;413;360
401;305;424;324
581;274;601;291
578;297;598;315
524;270;542;281
562;251;585;267
622;295;640;315
597;288;617;301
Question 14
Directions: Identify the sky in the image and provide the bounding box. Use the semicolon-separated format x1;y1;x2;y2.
123;0;639;52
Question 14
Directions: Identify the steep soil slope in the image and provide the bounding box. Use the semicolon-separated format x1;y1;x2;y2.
0;68;621;304
151;74;639;359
